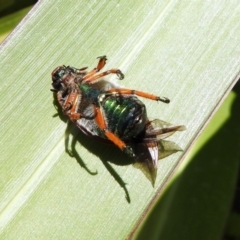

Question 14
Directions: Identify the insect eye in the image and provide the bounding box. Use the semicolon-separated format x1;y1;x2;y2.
52;66;68;80
56;69;66;79
51;66;68;90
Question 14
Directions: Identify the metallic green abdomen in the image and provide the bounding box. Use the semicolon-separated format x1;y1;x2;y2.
102;95;147;139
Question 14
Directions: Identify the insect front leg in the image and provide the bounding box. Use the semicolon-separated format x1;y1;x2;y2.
94;106;135;158
105;88;170;103
83;69;124;83
62;91;81;120
82;55;124;83
82;55;107;80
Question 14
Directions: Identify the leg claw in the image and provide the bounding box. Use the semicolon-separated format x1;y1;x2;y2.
116;70;124;80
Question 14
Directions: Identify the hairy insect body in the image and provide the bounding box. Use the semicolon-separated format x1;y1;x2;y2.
69;82;147;141
51;56;185;185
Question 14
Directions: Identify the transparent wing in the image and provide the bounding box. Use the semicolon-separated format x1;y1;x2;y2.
133;119;185;186
158;139;183;159
145;119;186;139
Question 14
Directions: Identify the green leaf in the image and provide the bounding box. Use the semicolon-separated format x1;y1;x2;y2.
0;1;239;239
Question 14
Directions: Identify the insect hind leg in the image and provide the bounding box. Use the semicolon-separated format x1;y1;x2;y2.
94;106;135;157
104;88;170;103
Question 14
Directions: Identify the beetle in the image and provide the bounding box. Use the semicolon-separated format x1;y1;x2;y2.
51;56;185;185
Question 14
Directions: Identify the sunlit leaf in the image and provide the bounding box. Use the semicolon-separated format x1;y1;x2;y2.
0;1;240;239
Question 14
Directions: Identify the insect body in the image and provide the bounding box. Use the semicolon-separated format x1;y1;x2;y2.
51;56;185;185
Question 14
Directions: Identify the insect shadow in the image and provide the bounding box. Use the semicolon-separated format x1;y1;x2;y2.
52;93;133;203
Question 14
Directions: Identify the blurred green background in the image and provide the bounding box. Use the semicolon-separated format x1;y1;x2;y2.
0;0;36;17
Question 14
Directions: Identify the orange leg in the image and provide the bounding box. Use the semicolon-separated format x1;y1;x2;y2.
94;106;135;157
83;69;124;83
96;55;107;70
82;55;107;80
68;112;81;120
63;92;81;120
105;88;170;103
